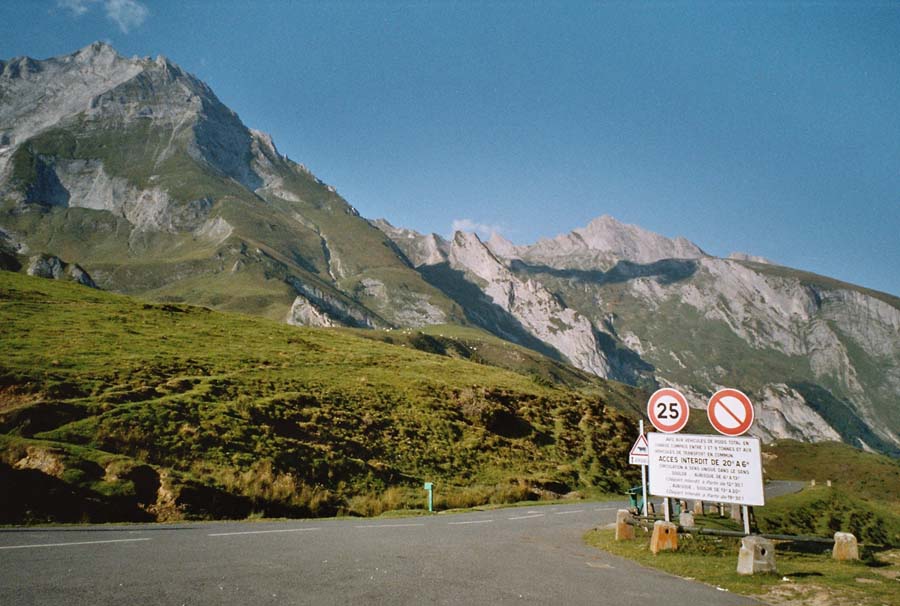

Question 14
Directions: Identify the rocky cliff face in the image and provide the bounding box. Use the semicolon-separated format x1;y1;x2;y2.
377;218;900;455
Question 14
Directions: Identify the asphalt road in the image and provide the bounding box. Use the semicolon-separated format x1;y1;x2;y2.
0;484;802;605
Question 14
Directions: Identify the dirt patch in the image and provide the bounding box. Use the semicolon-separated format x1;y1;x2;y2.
14;446;65;477
0;386;44;412
759;583;840;606
146;469;183;522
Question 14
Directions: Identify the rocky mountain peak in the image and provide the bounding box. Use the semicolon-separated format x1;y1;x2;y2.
485;232;519;259
573;214;706;261
729;252;774;265
73;41;122;64
519;214;707;268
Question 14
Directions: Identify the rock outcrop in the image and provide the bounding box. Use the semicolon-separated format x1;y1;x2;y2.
26;254;97;288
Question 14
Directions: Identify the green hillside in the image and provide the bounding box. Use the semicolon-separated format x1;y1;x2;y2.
0;271;642;523
757;440;900;546
764;439;900;502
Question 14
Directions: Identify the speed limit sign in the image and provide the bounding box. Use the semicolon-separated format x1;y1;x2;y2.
647;388;689;433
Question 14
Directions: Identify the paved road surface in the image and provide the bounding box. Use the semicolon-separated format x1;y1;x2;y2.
0;484;801;605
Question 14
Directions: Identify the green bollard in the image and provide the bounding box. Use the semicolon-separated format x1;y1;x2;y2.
424;482;433;512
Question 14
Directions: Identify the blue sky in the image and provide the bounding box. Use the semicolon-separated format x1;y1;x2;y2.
2;1;898;295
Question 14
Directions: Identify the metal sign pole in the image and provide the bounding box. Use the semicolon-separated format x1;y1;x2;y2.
424;482;434;513
640;420;648;517
742;505;750;535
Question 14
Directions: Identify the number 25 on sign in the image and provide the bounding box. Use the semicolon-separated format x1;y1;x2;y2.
647;388;689;433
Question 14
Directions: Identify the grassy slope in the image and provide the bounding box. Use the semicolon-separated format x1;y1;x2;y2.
348;323;644;410
764;440;900;502
0;271;642;523
759;440;900;546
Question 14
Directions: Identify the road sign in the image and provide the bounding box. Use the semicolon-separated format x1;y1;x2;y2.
648;432;765;506
647;388;689;433
629;433;649;465
707;388;754;437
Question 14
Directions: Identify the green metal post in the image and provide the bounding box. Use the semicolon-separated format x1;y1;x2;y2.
424;482;433;512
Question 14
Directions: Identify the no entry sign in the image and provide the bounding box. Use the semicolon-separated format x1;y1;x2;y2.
707;389;754;437
647;388;689;433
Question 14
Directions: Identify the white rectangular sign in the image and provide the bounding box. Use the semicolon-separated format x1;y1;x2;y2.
648;432;765;506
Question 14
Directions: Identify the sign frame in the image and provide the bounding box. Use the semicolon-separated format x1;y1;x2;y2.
646;388;690;433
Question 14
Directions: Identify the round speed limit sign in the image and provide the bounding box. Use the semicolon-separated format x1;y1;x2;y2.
647;388;690;433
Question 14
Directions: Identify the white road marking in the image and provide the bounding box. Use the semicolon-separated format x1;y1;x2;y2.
0;538;151;550
208;528;320;537
353;523;425;529
447;519;494;526
553;510;585;515
508;514;544;520
594;507;618;511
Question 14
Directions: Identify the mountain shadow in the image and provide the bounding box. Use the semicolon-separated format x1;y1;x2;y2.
593;328;657;388
789;382;900;458
509;258;699;286
418;262;565;362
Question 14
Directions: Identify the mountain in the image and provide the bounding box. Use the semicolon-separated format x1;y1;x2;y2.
377;218;900;457
2;44;898;458
0;42;459;328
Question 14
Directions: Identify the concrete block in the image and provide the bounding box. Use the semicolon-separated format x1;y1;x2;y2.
730;503;742;522
692;500;704;515
832;532;859;561
679;511;694;527
650;520;678;554
737;536;777;575
615;509;634;541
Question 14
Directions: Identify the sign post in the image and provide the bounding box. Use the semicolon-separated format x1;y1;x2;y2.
641;385;761;535
627;420;650;516
647;388;689;522
424;482;434;513
706;389;757;534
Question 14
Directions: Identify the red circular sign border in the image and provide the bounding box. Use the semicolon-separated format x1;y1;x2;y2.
647;388;690;433
706;388;754;436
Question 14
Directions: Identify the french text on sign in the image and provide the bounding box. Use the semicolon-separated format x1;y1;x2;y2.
647;388;689;433
648;432;764;506
707;388;754;437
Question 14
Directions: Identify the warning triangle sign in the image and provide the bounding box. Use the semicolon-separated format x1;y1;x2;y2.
629;434;649;465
